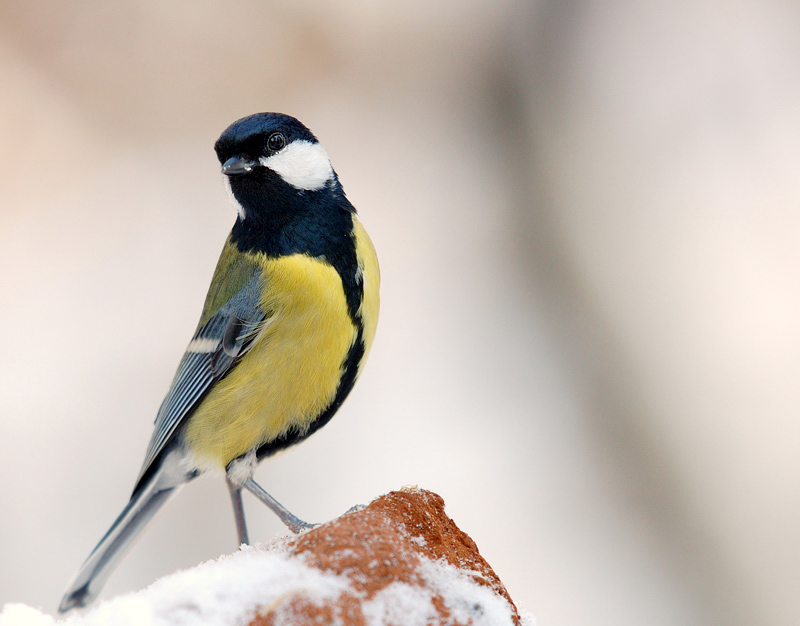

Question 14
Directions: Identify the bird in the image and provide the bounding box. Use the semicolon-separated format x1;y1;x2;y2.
58;113;380;613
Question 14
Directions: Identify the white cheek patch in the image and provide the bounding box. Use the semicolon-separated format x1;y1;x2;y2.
223;176;246;220
260;140;334;191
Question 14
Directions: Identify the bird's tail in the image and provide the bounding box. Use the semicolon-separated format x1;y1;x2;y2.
58;450;196;613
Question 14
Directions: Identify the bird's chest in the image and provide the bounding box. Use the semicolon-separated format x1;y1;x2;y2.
185;254;357;466
254;254;358;391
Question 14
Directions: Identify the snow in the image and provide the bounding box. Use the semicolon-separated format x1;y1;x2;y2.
0;606;53;626
416;558;520;625
360;558;524;625
1;545;347;626
1;544;528;626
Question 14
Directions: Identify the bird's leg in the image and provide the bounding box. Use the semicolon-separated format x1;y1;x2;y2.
225;450;258;545
226;449;317;535
226;479;249;546
242;478;318;534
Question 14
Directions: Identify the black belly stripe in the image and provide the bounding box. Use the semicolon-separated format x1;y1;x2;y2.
255;220;366;458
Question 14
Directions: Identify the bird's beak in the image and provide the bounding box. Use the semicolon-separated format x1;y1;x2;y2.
222;155;257;176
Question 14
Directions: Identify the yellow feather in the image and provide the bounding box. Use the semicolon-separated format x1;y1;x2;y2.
184;252;357;468
353;217;380;368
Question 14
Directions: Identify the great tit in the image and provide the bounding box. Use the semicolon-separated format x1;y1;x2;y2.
58;113;380;612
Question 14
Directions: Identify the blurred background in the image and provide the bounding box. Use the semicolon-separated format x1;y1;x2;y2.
0;1;798;624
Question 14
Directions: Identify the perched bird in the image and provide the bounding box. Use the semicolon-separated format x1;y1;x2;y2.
58;113;380;613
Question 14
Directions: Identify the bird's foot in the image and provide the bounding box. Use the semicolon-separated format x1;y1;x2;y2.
287;519;321;534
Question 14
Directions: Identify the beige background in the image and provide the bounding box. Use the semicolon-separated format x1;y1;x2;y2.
0;2;798;624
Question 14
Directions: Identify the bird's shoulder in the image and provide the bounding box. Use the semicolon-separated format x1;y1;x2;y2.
198;235;262;328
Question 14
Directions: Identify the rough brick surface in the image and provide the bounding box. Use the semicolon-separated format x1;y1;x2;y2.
251;488;520;625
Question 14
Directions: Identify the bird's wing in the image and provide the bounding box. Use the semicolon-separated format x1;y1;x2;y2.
133;248;267;492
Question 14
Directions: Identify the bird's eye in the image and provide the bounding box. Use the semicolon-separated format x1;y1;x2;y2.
267;132;286;152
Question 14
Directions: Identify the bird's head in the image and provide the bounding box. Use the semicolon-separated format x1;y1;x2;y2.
214;113;338;222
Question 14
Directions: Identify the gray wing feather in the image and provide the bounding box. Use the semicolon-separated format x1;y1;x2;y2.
134;273;266;489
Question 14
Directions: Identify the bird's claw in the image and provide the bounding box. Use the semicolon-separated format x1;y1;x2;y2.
288;520;321;534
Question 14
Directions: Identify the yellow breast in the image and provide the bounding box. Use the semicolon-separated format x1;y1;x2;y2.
183;253;358;468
